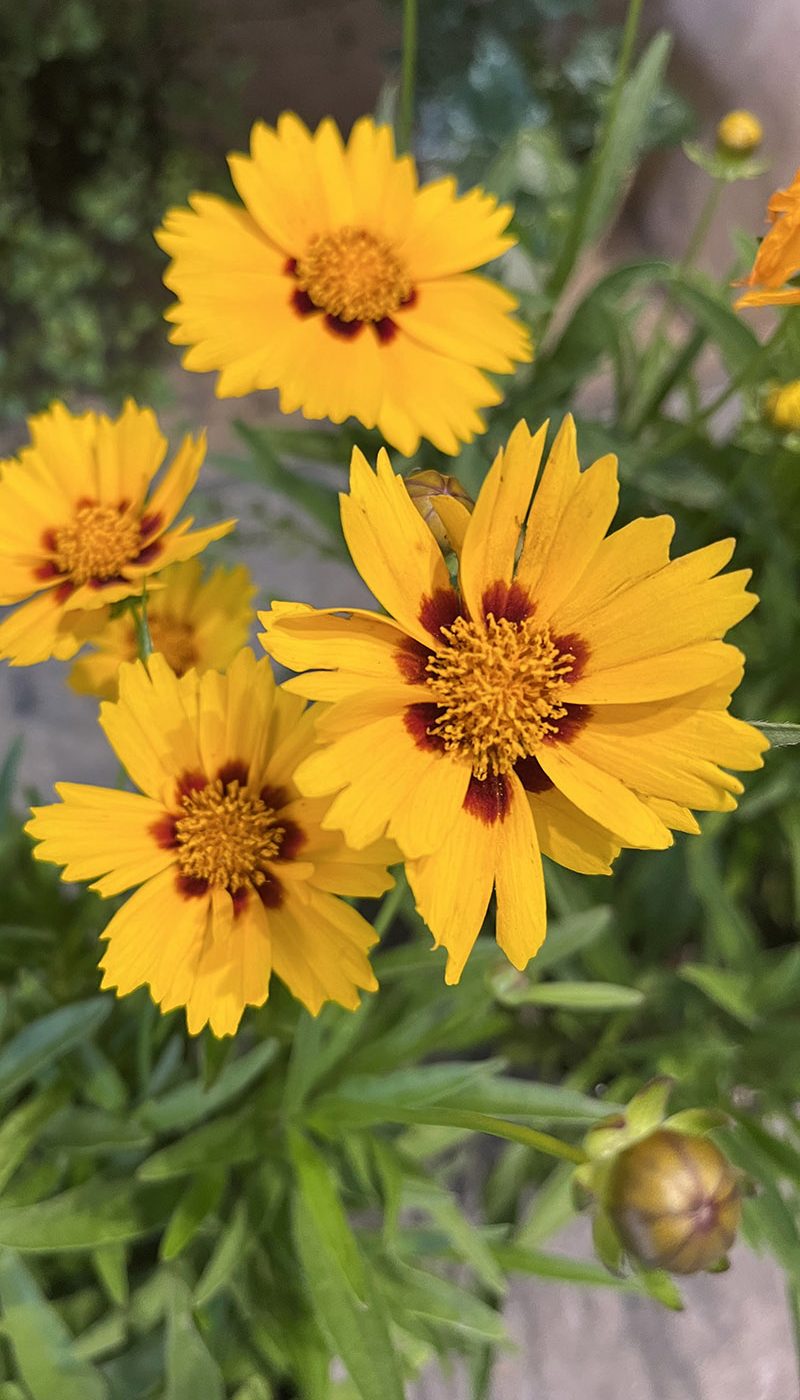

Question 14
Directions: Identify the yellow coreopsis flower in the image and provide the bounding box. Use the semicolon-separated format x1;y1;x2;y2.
155;113;532;456
26;650;393;1036
736;167;800;308
259;419;767;982
0;400;234;666
68;559;257;700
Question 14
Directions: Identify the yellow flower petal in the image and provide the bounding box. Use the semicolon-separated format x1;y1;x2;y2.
406;792;499;983
157;113;528;454
0;400;231;665
260;417;762;981
459;419;547;623
29;648;392;1034
537;745;673;850
529;787;619;876
341;447;453;644
494;777;547;971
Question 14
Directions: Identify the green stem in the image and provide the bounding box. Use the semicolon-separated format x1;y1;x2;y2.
338;1104;587;1164
397;0;418;155
546;0;644;304
132;589;153;663
624;179;725;434
373;869;408;937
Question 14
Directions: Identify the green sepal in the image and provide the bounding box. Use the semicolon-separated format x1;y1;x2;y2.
664;1107;731;1136
682;139;768;183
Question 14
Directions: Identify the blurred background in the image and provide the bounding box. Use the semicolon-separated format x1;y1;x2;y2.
2;3;799;1396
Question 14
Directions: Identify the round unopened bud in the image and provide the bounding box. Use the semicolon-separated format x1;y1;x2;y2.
404;470;474;551
716;110;763;156
765;380;800;432
607;1129;741;1275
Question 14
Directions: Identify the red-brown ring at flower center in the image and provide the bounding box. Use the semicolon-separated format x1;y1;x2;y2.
285;227;417;343
35;501;165;592
399;584;591;822
151;766;305;913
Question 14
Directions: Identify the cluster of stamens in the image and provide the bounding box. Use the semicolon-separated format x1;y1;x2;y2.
425;615;576;780
174;777;284;892
295;226;412;323
53;504;141;585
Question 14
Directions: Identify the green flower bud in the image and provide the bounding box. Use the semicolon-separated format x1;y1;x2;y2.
404;470;474;551
607;1128;741;1275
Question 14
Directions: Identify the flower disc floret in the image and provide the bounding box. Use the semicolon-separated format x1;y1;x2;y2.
425;615;576;780
296;227;412;323
175;776;284;891
54;504;141;585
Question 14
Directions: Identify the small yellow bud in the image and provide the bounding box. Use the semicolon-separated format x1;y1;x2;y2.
607;1128;741;1275
765;380;800;432
404;470;474;551
716;110;763;156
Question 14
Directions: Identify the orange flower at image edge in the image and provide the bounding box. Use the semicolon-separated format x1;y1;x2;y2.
736;167;800;307
156;113;532;456
26;651;394;1035
259;418;767;982
0;400;234;665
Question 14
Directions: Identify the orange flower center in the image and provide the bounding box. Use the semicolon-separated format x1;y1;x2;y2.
54;504;141;585
295;226;412;322
147;614;199;676
425;615;577;780
175;778;284;889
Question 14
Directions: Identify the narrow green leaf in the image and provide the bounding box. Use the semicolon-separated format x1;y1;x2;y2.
733;1115;800;1186
636;1267;684;1311
293;1206;405;1400
91;1243;128;1308
43;1107;152;1154
160;1169;225;1261
384;1262;507;1343
139;1039;278;1133
548;33;671;295
137;1106;263;1180
289;1132;366;1302
514;1164;577;1249
312;1073;615;1130
283;1012;329;1111
193;1199;249;1307
534;907;613;973
497;1243;637;1291
230;422;342;537
0;1249;109;1399
403;1181;506;1296
0;1180;176;1251
680;964;756;1026
582;33;673;246
0;1088;65;1194
499;981;644;1012
753;722;800;747
165;1278;225;1400
666;272;761;374
0;999;111;1101
72;1311;127;1363
232;1380;272;1400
